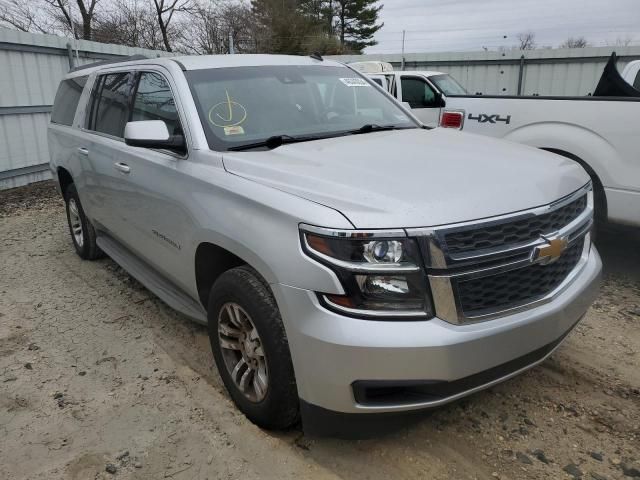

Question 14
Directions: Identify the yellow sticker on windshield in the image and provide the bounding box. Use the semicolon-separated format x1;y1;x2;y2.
208;90;247;128
224;125;245;136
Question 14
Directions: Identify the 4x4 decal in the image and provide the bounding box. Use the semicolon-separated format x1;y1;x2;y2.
468;113;511;124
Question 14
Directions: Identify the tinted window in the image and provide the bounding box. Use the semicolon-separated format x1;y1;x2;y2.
90;72;134;137
132;72;182;136
429;74;468;95
186;65;416;151
51;76;88;126
401;77;436;108
634;71;640;90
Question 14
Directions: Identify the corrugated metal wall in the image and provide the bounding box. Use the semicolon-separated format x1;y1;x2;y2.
0;28;170;190
329;46;640;96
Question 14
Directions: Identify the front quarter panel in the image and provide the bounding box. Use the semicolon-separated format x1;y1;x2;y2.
183;151;351;297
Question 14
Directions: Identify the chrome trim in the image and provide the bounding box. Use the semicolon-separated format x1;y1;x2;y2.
405;183;593;325
302;234;420;273
300;223;408;239
321;295;428;319
430;233;591;324
407;182;593;269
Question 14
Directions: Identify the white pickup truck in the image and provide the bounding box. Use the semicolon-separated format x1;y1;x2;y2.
356;57;640;227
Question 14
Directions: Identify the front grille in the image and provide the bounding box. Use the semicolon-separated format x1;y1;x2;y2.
457;238;585;316
445;194;587;255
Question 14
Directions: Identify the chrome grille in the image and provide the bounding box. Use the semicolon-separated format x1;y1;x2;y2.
456;238;584;316
408;183;594;324
445;195;587;255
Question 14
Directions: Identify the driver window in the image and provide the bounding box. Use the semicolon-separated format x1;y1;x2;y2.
132;72;183;136
401;77;436;108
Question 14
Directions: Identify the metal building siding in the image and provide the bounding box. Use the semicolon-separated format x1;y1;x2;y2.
0;28;172;189
330;45;640;96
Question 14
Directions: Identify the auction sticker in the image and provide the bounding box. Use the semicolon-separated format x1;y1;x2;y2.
224;125;245;136
340;78;371;87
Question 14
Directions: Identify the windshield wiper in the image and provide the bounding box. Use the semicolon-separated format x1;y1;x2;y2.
227;134;321;151
348;124;412;135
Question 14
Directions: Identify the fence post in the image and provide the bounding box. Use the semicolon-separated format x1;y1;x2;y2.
517;54;525;95
66;42;75;70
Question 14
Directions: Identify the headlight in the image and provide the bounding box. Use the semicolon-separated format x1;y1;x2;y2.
300;225;434;319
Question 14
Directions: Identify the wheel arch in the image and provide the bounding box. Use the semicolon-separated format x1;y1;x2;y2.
540;147;607;222
194;242;278;312
57;166;74;197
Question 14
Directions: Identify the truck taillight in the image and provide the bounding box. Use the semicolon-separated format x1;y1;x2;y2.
440;110;464;130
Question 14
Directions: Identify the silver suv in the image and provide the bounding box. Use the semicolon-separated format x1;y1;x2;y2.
48;54;601;432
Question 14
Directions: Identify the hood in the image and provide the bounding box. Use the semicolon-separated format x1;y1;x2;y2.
222;128;590;229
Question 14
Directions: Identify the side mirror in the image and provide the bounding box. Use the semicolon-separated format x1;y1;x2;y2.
124;120;185;151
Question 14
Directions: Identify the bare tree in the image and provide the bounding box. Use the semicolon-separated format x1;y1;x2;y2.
611;36;634;47
560;36;588;48
152;0;193;52
517;31;536;50
181;1;256;54
43;0;101;40
93;0;165;49
0;0;53;33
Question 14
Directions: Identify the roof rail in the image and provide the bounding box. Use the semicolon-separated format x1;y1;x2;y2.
69;54;151;73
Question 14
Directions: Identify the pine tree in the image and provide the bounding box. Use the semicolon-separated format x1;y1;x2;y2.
251;0;312;54
334;0;383;53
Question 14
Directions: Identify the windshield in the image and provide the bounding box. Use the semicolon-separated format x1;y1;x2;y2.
429;74;468;95
185;65;417;151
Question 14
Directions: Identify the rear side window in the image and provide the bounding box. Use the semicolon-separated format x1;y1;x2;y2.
51;76;88;126
88;72;135;138
634;71;640;90
131;72;183;136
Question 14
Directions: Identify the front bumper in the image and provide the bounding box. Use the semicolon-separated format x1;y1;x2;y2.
271;246;601;415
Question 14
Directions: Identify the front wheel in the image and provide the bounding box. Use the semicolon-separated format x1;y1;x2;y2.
207;266;299;430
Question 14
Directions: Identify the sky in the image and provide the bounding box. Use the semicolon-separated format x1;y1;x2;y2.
367;0;640;53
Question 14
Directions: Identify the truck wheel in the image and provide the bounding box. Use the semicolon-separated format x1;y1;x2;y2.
207;266;299;430
64;183;103;260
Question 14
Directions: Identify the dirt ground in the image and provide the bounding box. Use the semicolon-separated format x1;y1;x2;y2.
1;181;638;480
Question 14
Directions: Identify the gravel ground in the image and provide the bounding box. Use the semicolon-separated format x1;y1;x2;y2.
1;181;638;480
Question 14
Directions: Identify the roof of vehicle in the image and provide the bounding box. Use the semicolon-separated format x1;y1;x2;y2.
64;54;346;78
398;70;446;78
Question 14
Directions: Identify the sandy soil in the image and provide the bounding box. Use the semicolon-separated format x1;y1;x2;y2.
1;181;638;480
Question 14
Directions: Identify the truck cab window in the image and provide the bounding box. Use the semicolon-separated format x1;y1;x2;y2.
401;77;437;108
89;72;135;138
132;72;183;137
51;76;88;126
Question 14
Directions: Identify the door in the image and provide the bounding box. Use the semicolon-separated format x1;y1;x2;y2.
83;71;137;233
399;75;442;127
102;70;194;290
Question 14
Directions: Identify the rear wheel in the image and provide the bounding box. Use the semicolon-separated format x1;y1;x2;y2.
207;266;299;429
64;183;103;260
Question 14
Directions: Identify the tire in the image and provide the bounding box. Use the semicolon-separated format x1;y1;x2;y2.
64;183;103;260
207;266;299;430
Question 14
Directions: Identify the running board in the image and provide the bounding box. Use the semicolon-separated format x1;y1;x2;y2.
96;233;208;324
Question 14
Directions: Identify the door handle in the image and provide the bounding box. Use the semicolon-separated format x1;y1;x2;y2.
78;147;89;156
114;162;131;174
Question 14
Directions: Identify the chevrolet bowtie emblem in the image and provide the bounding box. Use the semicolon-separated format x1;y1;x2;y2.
532;235;568;265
